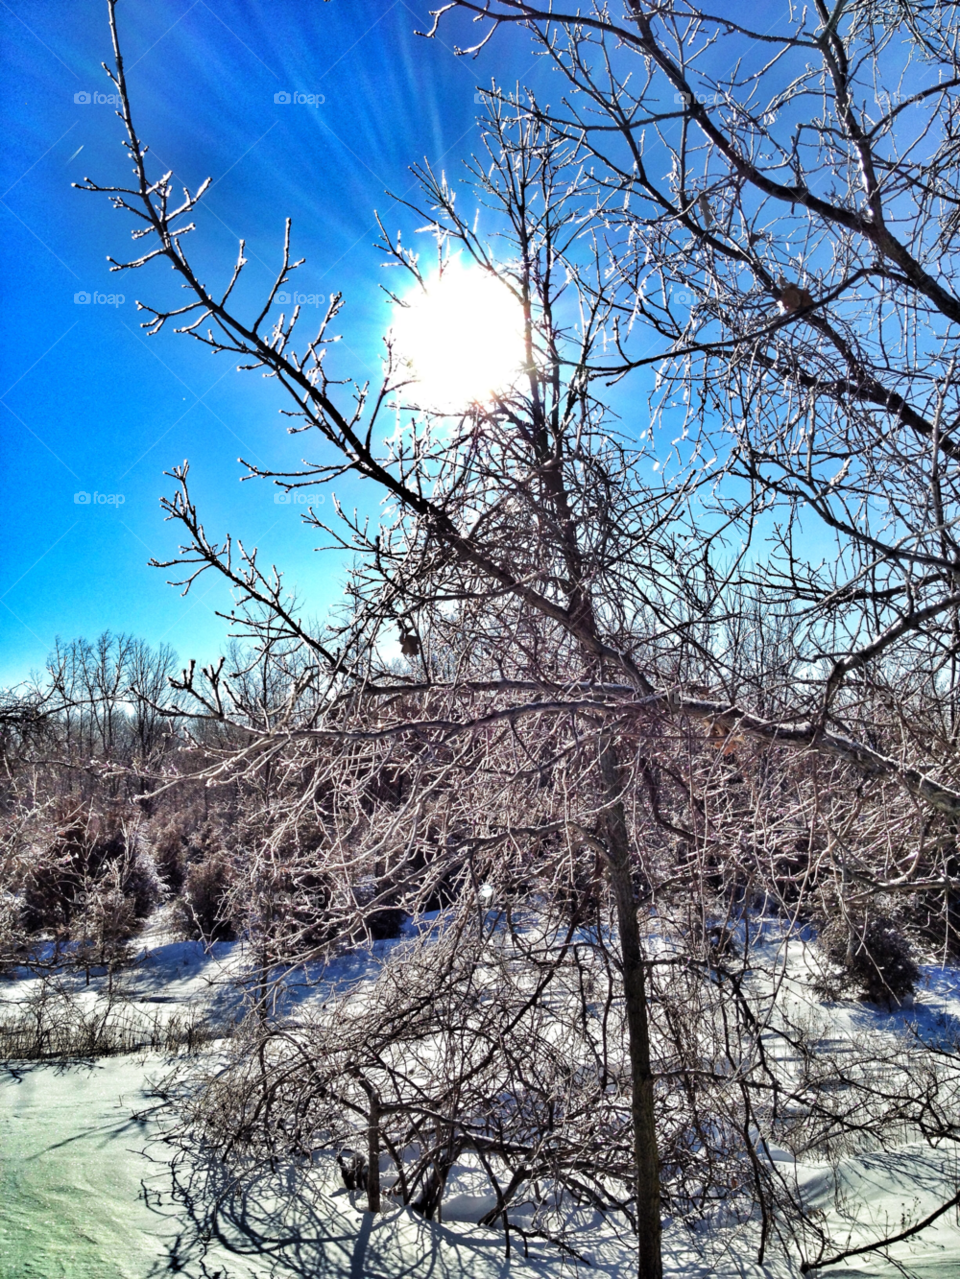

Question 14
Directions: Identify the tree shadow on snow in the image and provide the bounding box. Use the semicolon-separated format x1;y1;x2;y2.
148;1155;521;1279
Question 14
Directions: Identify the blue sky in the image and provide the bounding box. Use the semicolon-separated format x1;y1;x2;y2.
0;0;553;687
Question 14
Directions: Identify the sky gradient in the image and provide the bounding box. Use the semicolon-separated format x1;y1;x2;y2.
0;0;552;687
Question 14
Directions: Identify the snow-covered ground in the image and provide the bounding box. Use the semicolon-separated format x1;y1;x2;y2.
2;916;960;1278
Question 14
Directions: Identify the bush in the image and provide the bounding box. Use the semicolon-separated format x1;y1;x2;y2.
147;808;225;895
176;852;236;942
821;912;919;1008
368;906;406;940
20;807;161;936
74;875;138;970
0;892;26;972
20;812;117;931
353;874;406;942
148;810;192;893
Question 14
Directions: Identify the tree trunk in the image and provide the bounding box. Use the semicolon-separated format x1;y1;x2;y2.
366;1088;381;1213
599;740;662;1279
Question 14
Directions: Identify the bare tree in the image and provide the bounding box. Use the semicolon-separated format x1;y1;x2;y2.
73;3;960;1276
431;0;960;811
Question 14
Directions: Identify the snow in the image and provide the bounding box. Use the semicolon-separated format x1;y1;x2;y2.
1;1056;169;1279
800;1145;960;1279
2;915;960;1278
0;1056;553;1278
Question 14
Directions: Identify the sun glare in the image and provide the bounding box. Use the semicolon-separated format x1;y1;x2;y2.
391;260;526;411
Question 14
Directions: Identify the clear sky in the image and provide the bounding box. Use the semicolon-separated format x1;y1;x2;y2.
0;0;553;688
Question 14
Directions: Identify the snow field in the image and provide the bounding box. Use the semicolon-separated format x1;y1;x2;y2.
1;912;959;1276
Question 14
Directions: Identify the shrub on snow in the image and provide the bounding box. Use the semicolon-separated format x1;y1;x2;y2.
820;911;919;1007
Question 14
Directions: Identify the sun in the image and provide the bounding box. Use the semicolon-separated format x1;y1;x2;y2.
391;259;526;411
